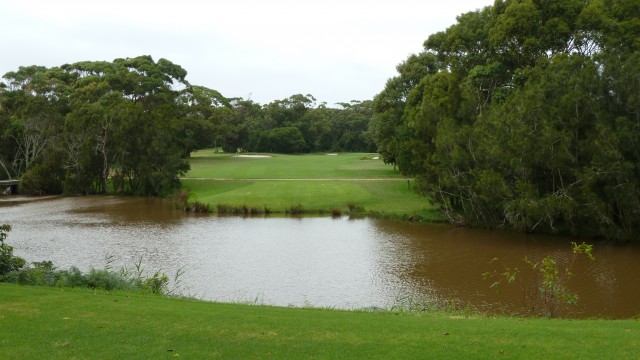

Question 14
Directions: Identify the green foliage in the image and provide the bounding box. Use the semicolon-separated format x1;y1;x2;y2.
0;56;193;196
1;61;377;195
268;126;307;153
484;242;595;318
0;225;175;294
374;0;640;241
84;268;134;291
143;271;169;294
0;225;26;277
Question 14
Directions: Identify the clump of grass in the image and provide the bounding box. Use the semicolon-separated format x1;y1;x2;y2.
331;208;342;218
190;201;212;213
216;204;269;215
286;204;305;215
173;190;212;213
347;202;365;214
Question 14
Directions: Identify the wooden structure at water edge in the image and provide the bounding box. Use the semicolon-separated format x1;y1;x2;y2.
0;180;19;195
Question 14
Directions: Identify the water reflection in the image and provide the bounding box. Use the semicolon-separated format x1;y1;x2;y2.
1;195;638;318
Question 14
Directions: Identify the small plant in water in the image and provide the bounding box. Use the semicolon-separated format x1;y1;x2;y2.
483;242;595;318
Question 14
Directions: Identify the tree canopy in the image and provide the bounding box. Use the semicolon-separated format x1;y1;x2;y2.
0;57;376;195
372;0;640;242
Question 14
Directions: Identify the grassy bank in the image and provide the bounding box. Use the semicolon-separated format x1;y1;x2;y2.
183;151;440;220
1;284;638;359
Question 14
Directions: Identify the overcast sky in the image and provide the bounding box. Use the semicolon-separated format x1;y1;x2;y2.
1;0;494;106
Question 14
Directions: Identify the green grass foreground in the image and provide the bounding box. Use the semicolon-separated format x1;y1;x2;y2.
183;151;440;220
1;284;638;359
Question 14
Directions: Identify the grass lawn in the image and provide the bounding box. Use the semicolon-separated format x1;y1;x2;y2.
186;151;398;179
182;151;441;220
2;284;638;359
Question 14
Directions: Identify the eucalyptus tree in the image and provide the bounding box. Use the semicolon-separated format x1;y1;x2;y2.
374;0;640;241
178;85;233;153
0;56;195;196
1;66;70;174
372;52;440;170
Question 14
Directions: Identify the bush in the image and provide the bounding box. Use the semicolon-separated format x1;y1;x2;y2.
0;225;26;278
484;242;595;318
61;267;88;288
11;261;61;286
85;268;134;291
144;271;169;294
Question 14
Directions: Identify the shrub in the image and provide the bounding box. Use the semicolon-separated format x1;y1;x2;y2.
61;267;88;288
12;261;61;286
0;225;26;278
144;271;169;294
484;242;595;318
85;268;133;291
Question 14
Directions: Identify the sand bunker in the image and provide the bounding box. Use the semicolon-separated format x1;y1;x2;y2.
234;154;272;158
326;153;339;156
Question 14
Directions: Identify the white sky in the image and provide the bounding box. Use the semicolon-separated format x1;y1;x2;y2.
1;0;494;106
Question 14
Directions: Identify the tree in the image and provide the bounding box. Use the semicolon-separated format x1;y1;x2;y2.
0;225;26;277
373;0;640;241
268;127;307;153
0;56;193;196
372;53;440;169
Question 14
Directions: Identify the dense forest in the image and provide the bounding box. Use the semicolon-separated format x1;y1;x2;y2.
0;56;375;196
372;0;639;241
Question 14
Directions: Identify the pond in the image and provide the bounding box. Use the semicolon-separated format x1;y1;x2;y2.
1;195;638;318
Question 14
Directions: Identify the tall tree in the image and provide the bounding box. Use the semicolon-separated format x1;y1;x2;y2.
374;0;640;241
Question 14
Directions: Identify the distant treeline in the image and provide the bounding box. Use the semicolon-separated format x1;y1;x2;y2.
371;0;639;241
0;56;375;196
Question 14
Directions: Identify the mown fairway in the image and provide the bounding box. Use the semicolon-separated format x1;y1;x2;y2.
186;150;398;179
2;284;638;360
183;151;439;219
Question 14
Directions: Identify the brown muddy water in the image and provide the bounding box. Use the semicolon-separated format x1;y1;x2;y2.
1;195;638;318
